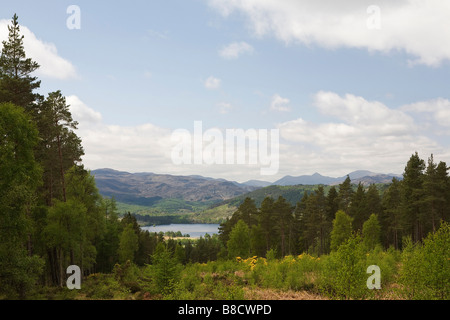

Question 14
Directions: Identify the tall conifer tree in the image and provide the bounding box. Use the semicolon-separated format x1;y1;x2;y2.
0;14;41;110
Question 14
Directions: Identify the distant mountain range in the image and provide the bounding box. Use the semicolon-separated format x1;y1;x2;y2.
92;168;401;207
244;170;402;187
91;169;257;206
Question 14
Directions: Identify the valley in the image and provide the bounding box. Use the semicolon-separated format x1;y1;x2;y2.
93;168;399;225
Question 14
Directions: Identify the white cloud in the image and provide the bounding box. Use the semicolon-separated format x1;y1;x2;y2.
74;110;174;174
66;95;102;125
401;98;450;128
79;122;174;174
313;91;415;136
73;91;449;181
0;19;77;79
217;102;232;114
209;0;450;67
77;114;274;181
204;76;221;89
277;91;446;177
56;91;450;182
270;94;291;112
219;41;254;59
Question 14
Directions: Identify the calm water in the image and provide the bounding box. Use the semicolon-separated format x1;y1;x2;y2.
141;224;220;238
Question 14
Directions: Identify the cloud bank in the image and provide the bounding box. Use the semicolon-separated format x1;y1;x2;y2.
69;92;450;182
208;0;450;67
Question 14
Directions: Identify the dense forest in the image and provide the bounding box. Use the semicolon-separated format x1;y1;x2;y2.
0;15;448;300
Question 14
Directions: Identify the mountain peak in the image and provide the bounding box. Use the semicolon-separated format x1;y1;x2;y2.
274;170;401;186
347;170;377;177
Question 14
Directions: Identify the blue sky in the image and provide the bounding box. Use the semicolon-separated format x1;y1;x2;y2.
1;0;450;182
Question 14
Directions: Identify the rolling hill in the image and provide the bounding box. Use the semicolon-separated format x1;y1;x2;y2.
91;168;400;223
91;168;258;210
272;170;401;186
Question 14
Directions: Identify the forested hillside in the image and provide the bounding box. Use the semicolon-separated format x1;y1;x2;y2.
0;14;134;297
218;157;449;257
0;15;448;300
92;168;257;205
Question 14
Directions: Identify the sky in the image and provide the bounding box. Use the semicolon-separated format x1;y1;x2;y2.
1;0;449;183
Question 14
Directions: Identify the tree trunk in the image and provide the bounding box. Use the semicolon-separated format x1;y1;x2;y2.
57;134;66;202
58;247;64;288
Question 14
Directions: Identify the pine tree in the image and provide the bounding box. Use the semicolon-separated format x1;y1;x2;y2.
381;177;403;249
273;196;294;257
259;196;275;252
36;91;83;204
337;175;354;213
436;161;450;223
151;243;181;294
401;152;426;242
250;223;266;257
218;197;257;246
366;184;382;216
237;197;258;227
302;187;330;255
423;155;448;233
349;183;367;232
326;186;339;221
0;14;41;110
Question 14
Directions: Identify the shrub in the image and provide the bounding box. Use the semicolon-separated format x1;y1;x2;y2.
318;235;368;299
151;244;182;295
83;273;130;299
399;222;449;299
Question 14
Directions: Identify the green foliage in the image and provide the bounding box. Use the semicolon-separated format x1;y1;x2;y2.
227;220;251;259
226;184;332;209
349;183;368;231
248;255;318;292
298;186;331;255
337;176;353;212
265;248;277;261
118;223;139;264
0;102;43;298
0;250;44;299
44;199;87;254
330;210;353;252
96;198;121;273
365;246;400;287
421;221;450;299
401;152;427;242
319;235;368;299
150;243;182;295
188;233;223;263
381;178;403;249
1;16;449;300
83;272;130;300
399;222;449;299
168;262;245;300
115;198;221;221
192;203;237;224
273;196;294;257
0;14;41;109
362;214;381;250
